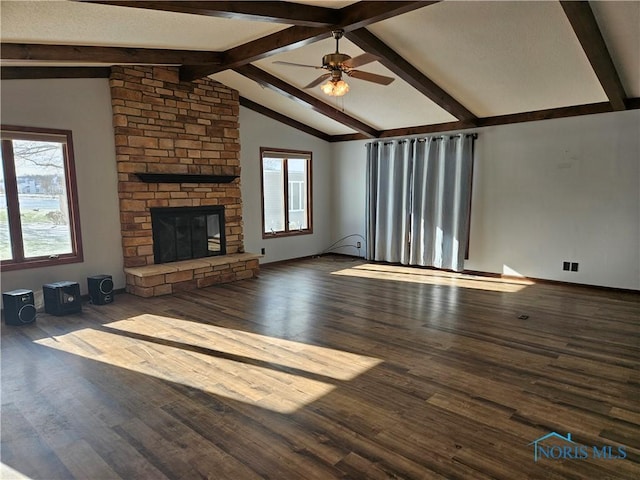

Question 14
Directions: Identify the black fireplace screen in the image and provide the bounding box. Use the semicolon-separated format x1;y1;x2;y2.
151;206;225;263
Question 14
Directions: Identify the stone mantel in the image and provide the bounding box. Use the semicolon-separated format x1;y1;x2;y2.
134;173;239;183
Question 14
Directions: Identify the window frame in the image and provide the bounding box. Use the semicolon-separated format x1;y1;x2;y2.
1;125;84;271
260;147;313;239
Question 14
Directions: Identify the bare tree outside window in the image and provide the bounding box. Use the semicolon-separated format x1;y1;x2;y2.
1;126;83;270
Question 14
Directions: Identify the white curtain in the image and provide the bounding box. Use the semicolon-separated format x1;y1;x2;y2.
366;134;474;271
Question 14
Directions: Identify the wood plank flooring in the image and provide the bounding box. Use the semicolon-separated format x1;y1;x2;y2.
2;256;639;479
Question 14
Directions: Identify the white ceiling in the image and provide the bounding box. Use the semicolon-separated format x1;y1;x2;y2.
214;69;355;136
1;1;638;138
0;1;289;50
368;1;608;116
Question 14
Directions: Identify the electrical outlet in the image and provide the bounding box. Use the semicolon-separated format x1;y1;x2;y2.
570;262;579;272
563;261;570;271
261;247;265;255
356;241;362;248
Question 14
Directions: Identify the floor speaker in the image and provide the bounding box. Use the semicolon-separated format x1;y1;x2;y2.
3;289;36;326
88;274;114;305
43;281;82;316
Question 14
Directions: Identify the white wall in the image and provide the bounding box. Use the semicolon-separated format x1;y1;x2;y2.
239;106;333;263
332;110;640;290
1;78;123;306
330;139;368;257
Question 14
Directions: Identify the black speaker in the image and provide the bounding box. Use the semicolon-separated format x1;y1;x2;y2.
3;289;36;326
87;274;114;305
43;281;82;316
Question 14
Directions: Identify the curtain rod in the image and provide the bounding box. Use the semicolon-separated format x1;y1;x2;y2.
367;133;477;146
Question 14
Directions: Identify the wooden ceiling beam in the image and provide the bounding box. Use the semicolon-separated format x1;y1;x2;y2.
235;64;378;138
1;66;112;80
560;1;626;111
181;25;329;80
475;101;614;127
1;43;221;65
181;1;430;80
328;99;640;142
239;97;331;142
336;1;436;31
82;1;338;27
346;28;476;122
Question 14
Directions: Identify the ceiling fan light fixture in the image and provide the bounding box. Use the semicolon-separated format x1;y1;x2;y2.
321;79;349;97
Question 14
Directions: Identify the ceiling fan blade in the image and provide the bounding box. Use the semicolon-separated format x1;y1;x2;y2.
272;60;320;69
304;73;331;89
347;70;395;85
342;53;378;69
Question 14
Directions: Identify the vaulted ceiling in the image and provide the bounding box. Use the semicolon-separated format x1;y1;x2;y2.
1;1;639;142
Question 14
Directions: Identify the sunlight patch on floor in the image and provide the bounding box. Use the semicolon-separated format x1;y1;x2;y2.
1;462;32;479
332;263;532;293
34;315;382;414
110;314;381;380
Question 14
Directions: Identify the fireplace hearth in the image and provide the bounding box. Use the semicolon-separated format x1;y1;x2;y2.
151;206;225;264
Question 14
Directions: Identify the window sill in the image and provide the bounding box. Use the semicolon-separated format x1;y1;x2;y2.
1;254;84;272
262;229;313;239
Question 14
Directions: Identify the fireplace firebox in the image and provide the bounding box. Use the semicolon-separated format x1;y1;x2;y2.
151;206;226;264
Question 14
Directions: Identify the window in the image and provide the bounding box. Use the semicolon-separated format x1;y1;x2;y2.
261;148;312;238
1;126;83;271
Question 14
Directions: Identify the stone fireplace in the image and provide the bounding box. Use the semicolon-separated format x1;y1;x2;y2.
110;66;259;297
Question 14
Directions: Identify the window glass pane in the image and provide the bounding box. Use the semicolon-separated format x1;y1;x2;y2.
0;150;12;260
288;181;304;211
263;157;285;233
12;140;73;258
287;158;307;230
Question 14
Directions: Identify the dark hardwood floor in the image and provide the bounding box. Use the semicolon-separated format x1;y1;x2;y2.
2;256;639;479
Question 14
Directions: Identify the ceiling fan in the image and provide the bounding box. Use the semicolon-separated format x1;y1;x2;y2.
273;29;394;97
